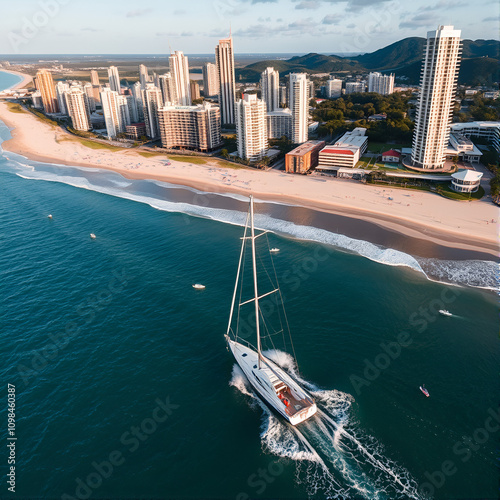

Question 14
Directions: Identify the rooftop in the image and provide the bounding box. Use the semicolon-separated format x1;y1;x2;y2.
287;140;325;157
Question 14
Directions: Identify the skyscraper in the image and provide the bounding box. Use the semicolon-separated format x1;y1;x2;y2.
367;72;394;95
55;81;70;115
158;73;177;105
142;84;163;139
215;36;236;126
66;87;91;131
35;69;59;114
83;83;97;113
202;62;219;97
90;70;100;86
289;73;309;144
190;80;201;101
139;64;149;88
411;25;461;170
236;94;268;162
326;78;342;99
100;87;127;138
260;67;280;112
132;82;145;121
108;66;121;93
169;51;191;106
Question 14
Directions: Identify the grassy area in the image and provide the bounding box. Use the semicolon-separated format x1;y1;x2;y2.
137;151;169;158
6;102;26;113
79;139;124;151
169;155;207;165
437;184;485;201
29;108;59;127
367;142;411;154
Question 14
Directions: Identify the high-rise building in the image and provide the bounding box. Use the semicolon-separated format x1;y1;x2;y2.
142;84;163;139
169;51;191;106
411;25;462;170
100;87;127;138
125;94;139;123
139;64;149;88
55;81;70;115
158;102;222;152
108;66;121;93
66;87;91;131
132;82;145;121
215;36;236;125
368;72;394;95
32;91;43;109
35;69;59;114
289;73;309;144
202;62;219;97
90;70;100;86
266;109;292;140
260;67;280;112
345;82;366;94
236;94;268;162
190;80;201;101
279;85;287;108
83;83;97;113
326;78;342;99
158;73;177;105
308;79;315;100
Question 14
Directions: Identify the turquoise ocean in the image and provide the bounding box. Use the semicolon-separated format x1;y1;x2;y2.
0;71;498;499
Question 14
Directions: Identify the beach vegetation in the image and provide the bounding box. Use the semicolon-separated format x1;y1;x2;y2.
6;102;26;114
169;155;207;165
79;140;124;151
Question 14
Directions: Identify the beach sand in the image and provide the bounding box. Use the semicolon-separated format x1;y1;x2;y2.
0;99;498;259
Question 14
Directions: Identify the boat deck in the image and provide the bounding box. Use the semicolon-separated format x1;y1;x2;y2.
279;389;311;417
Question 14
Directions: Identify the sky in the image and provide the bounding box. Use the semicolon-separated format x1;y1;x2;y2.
2;0;499;55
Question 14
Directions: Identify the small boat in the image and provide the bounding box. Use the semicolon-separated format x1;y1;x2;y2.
192;284;206;290
90;233;96;240
226;196;317;426
420;385;430;397
47;214;53;219
269;248;280;253
439;310;452;317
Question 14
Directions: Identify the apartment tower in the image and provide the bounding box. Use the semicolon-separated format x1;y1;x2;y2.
215;36;236;125
108;66;121;93
236;94;268;162
289;73;309;144
202;62;219;97
35;69;59;114
260;67;280;112
66;87;91;131
169;51;191;106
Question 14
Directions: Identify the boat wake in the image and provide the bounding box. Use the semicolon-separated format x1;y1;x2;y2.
230;350;423;499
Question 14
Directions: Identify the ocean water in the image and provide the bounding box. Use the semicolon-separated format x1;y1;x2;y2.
0;71;22;90
0;78;499;499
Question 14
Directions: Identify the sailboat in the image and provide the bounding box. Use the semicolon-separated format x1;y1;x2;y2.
225;196;317;426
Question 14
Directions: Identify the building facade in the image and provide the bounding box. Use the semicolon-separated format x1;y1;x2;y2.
289;73;309;144
90;70;100;86
66;87;91;131
236;94;268;162
190;80;201;101
142;84;163;139
345;82;366;94
260;67;280;112
285;140;325;174
55;81;70;115
169;51;191;106
317;128;368;170
158;102;222;152
326;78;342;99
202;62;219;97
216;36;236;125
411;25;462;170
266;109;292;140
139;64;149;88
100;87;127;138
158;73;177;106
367;72;394;95
450;121;500;154
35;69;59;114
108;66;121;93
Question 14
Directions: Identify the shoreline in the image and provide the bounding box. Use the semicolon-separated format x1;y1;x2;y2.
0;70;33;90
0;100;498;261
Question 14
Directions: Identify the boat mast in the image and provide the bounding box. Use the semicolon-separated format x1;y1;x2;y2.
250;196;262;369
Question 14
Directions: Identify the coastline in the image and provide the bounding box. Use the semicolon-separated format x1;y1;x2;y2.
0;100;498;261
0;69;33;89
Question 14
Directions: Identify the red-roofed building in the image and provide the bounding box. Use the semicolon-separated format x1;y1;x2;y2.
382;149;401;163
317;128;368;170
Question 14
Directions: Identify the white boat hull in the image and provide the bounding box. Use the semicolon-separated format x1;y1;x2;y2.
229;340;317;425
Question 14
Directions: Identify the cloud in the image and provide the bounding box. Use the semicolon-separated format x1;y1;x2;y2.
295;1;320;8
399;12;436;29
322;14;341;25
156;31;194;37
483;15;499;21
257;16;272;21
346;23;356;28
81;27;101;32
126;8;153;18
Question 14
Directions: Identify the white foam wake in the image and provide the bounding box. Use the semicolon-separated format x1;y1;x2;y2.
229;349;423;499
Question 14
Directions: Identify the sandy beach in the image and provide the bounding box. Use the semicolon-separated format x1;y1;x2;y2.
1;70;33;89
0;99;498;259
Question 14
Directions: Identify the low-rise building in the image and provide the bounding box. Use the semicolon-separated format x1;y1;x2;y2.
450;121;500;154
285;140;325;174
368;113;387;121
382;149;401;163
446;133;483;163
126;123;146;139
266;109;292;140
317;128;368;171
451;169;483;193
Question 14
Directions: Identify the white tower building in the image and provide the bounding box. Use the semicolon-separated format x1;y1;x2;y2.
260;67;280;112
169;51;191;106
66;87;91;131
215;36;236;126
367;72;394;95
326;78;342;99
142;84;163;139
289;73;309;144
139;64;149;89
55;81;70;115
236;94;268;162
202;62;219;97
411;25;462;170
159;73;177;105
100;87;126;138
108;66;121;93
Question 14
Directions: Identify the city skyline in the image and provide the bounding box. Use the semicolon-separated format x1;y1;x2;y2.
3;0;498;54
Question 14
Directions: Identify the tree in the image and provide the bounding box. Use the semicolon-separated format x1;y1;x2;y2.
221;148;229;159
